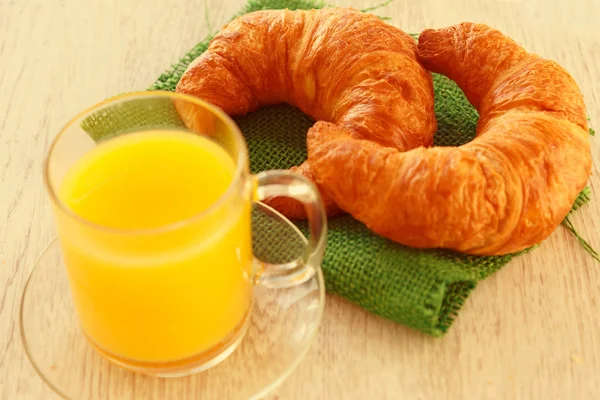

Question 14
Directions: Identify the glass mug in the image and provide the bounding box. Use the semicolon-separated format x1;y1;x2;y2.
44;91;327;377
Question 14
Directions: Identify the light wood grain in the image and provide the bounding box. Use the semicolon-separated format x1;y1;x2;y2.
1;0;599;398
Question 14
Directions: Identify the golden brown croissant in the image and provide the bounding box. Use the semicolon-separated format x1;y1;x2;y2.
175;8;437;219
307;22;591;255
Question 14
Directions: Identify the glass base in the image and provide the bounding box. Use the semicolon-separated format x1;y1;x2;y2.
20;203;325;400
86;307;251;378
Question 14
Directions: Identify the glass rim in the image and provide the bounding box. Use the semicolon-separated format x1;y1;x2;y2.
43;90;249;236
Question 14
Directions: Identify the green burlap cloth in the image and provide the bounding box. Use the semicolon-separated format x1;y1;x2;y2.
92;0;595;336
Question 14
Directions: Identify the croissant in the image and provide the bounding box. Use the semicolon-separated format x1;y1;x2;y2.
175;8;437;219
307;23;591;255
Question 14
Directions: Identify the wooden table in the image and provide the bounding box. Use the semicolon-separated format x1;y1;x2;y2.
1;0;599;398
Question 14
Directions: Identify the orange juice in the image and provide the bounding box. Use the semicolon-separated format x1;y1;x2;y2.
55;130;253;363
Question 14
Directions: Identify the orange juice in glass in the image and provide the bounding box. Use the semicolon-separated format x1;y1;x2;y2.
44;92;327;376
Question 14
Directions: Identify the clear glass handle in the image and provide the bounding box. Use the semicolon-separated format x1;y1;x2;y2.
253;170;327;289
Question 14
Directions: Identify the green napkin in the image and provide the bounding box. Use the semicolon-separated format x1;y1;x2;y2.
94;0;594;336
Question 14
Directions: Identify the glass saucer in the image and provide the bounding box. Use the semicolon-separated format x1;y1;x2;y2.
20;203;325;400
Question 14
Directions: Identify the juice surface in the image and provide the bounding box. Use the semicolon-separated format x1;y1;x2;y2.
57;130;253;362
